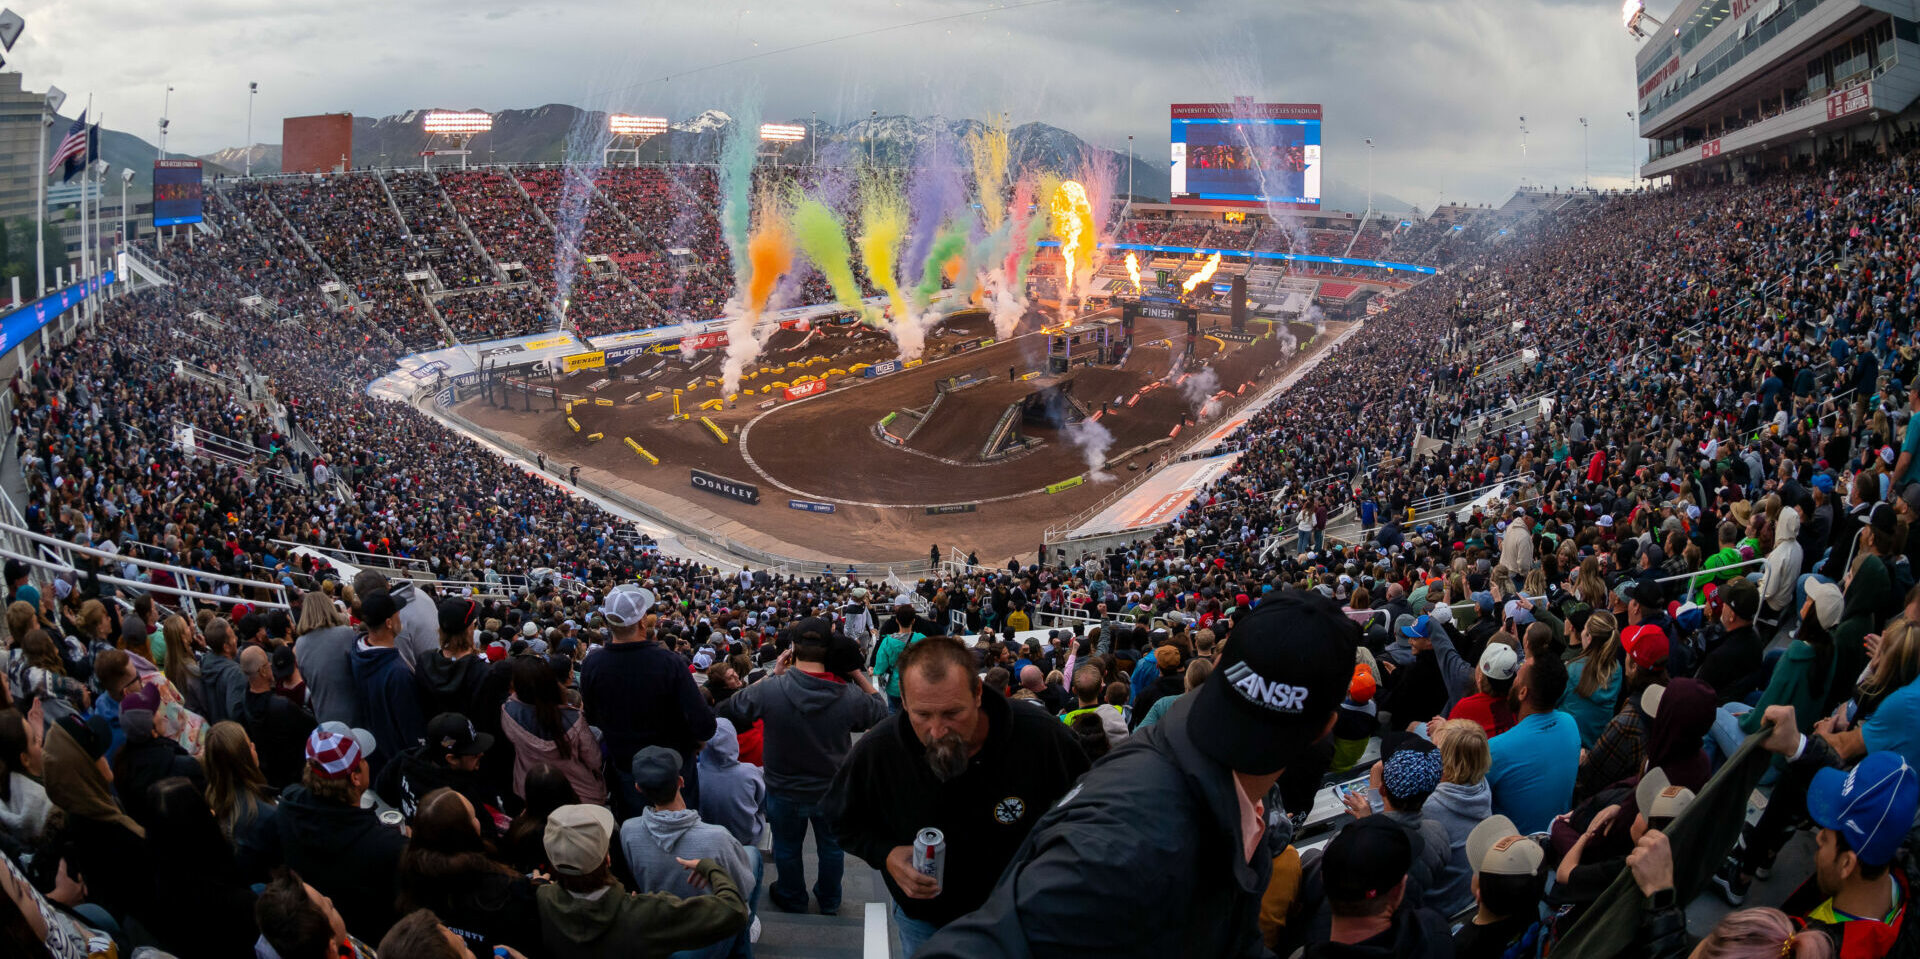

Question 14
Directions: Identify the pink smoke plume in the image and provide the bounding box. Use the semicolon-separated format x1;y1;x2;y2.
1003;175;1036;280
1075;149;1119;252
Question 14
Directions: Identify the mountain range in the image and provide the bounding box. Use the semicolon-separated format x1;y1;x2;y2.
192;104;1411;213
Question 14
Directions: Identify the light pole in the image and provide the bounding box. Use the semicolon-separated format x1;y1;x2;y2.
1518;115;1528;188
810;110;817;167
867;109;876;167
120;167;133;274
159;84;173;161
1579;116;1589;191
1363;137;1375;216
1126;134;1134;207
1626;111;1637;190
245;81;257;177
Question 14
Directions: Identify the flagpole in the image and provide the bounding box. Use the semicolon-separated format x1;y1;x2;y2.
34;106;46;297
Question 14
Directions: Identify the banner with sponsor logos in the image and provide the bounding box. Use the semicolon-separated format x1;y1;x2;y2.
690;469;760;505
789;499;836;513
782;379;829;401
926;503;978;515
680;332;729;352
863;359;903;378
0;271;116;358
1045;476;1086;494
562;351;607;373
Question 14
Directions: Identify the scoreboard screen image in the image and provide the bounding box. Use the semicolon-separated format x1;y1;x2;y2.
152;159;205;227
1171;103;1321;209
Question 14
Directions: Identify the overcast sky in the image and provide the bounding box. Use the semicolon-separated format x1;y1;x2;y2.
9;0;1649;209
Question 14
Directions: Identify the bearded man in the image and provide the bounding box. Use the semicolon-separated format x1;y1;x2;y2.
828;635;1088;955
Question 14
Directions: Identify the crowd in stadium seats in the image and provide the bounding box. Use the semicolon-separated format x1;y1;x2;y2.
15;139;1920;959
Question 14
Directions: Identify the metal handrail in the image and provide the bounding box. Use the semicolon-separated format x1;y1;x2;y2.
0;519;289;603
2;545;288;610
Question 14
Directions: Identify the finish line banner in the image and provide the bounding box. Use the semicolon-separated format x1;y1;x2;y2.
0;271;117;357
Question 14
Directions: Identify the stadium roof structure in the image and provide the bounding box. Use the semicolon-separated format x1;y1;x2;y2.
1633;0;1920;182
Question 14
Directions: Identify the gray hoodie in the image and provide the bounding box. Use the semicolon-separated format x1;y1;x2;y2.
715;668;888;800
620;806;756;903
697;719;766;846
1423;778;1494;916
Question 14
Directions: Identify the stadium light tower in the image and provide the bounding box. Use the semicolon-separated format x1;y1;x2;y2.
761;123;805;169
1627;111;1638;189
1363;137;1375;217
1579;116;1589;192
1623;0;1663;39
245;81;257;177
159;84;173;162
1518;115;1529;189
422;111;493;170
606;114;667;166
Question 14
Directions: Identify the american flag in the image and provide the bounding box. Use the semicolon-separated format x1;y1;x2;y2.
46;110;86;176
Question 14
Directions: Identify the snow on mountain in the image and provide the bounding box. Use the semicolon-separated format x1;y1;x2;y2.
671;109;734;134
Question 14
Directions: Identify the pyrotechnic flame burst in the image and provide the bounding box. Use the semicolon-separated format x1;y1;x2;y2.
1181;253;1222;294
1125;251;1142;292
1050;180;1094;302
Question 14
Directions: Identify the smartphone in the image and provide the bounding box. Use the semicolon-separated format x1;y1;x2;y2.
1335;781;1366;804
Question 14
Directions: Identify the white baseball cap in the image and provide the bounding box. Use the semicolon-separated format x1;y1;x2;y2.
1477;642;1519;682
601;584;658;627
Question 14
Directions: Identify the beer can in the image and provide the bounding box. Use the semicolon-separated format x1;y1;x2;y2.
912;827;945;890
379;809;405;829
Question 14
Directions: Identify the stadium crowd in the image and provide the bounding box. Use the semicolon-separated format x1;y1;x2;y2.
5;140;1920;959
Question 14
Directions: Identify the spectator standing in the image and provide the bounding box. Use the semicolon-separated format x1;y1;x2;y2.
418;597;487;720
716;617;886;915
1424;721;1493;916
697;718;765;849
872;595;928;710
833;635;1088;955
200;618;249;725
501;655;607;805
238;644;318;789
349;589;427;774
294;589;362;728
579;584;716;816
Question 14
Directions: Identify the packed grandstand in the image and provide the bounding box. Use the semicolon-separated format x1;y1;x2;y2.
5;67;1920;959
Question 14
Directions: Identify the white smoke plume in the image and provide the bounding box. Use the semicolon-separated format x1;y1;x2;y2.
1064;417;1116;483
1306;303;1327;337
1179;367;1221;416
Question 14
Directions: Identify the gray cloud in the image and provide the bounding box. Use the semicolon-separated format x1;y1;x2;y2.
8;0;1645;208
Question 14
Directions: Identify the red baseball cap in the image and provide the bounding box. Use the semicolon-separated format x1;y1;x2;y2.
1620;624;1670;669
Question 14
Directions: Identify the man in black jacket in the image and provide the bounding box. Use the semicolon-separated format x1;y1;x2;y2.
916;590;1354;959
829;634;1089;955
580;584;715;818
238;645;317;789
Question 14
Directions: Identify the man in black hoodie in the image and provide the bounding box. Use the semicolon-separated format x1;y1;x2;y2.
831;635;1088;954
238;645;317;789
259;725;408;944
417;597;487;720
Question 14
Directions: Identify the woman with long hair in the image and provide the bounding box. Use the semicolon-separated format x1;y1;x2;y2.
499;656;605;805
500;764;579;874
157;616;196;701
3;630;89;713
1425;721;1493;916
141;776;258;957
201;721;278;856
1560;610;1624;749
1735;585;1839;740
394;787;542;958
294;590;347;638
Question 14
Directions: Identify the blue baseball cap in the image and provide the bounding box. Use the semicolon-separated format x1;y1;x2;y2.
1807;752;1920;867
1401;614;1432;640
1810;472;1836;494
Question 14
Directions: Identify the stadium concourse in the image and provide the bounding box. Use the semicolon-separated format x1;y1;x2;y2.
6;134;1920;959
